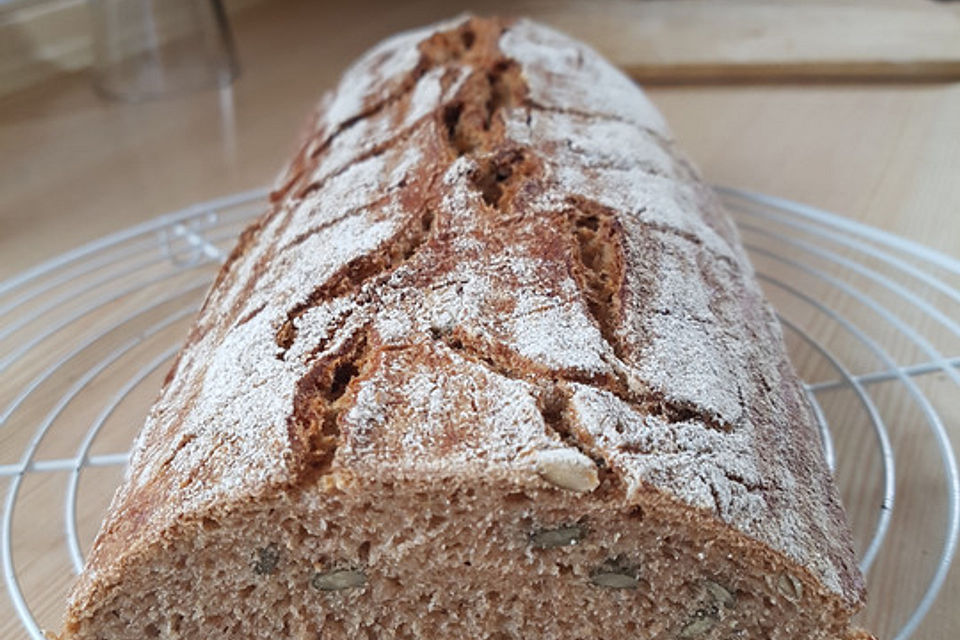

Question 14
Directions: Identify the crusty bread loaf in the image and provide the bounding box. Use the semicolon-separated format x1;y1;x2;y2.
60;16;871;640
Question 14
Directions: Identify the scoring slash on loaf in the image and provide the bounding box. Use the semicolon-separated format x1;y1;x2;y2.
59;15;873;640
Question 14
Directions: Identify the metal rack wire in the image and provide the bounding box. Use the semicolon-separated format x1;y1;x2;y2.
1;187;957;639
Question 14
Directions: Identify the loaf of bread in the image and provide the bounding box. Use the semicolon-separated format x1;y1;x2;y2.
60;16;871;640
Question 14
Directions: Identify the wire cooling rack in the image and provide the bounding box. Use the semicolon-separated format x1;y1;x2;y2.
1;187;957;639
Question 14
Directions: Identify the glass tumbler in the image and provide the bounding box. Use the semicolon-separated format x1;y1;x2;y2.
88;0;239;101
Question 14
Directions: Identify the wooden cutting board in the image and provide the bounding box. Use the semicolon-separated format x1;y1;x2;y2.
531;0;960;83
4;0;960;95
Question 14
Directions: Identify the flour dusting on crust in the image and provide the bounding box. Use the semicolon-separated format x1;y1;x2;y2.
71;16;863;615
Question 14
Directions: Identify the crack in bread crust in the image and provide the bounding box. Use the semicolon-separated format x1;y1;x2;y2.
283;19;734;468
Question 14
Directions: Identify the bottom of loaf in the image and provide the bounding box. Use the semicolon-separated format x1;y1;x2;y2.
62;475;867;639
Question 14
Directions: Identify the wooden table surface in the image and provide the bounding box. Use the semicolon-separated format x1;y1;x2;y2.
1;1;958;638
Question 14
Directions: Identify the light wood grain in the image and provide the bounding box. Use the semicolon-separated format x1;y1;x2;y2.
1;1;958;638
549;0;960;83
6;0;960;96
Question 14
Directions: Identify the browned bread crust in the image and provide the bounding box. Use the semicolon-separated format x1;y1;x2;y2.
61;16;867;640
